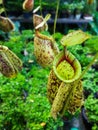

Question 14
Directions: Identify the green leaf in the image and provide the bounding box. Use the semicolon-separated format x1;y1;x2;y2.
89;22;98;35
60;30;91;46
0;8;5;14
85;36;98;52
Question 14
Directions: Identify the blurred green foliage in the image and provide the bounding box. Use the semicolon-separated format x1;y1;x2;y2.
0;0;5;14
68;44;92;67
85;35;98;53
4;0;24;12
84;94;98;129
89;12;98;35
83;68;98;93
3;0;84;13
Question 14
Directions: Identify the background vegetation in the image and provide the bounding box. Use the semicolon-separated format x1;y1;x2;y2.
0;0;98;129
0;29;98;129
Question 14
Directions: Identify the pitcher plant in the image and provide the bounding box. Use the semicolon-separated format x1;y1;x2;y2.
47;30;92;119
33;13;59;67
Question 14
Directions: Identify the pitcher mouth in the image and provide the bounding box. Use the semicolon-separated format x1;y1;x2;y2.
53;50;81;83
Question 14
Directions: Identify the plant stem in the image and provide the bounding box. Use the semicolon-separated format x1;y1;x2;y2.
39;0;42;16
2;0;7;17
53;0;60;35
79;52;98;79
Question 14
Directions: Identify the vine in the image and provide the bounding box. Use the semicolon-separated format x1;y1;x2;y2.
53;0;60;35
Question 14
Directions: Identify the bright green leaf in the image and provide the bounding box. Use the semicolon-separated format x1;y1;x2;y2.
60;30;91;46
0;8;5;14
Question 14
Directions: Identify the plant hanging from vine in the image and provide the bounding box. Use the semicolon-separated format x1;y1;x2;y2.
0;0;15;32
0;0;23;78
32;0;62;67
23;0;34;12
31;0;98;121
47;30;98;119
33;6;59;68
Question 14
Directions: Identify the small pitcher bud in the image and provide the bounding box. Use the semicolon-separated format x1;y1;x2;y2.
33;14;48;31
0;45;22;78
87;0;94;4
0;16;14;32
23;0;34;12
34;31;59;67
